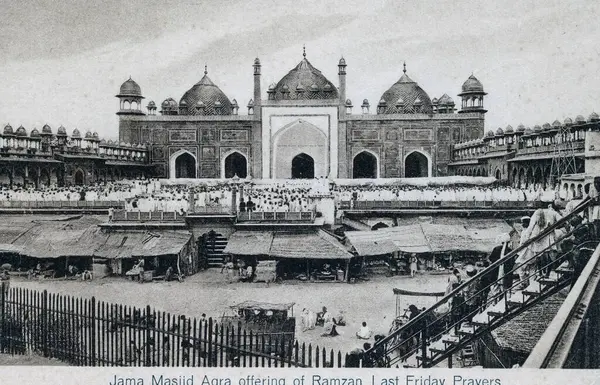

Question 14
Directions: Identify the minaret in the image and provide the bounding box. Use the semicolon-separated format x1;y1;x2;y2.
253;58;261;120
338;57;347;116
337;56;348;178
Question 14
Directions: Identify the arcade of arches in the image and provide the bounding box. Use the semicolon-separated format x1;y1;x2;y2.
353;151;378;179
224;152;247;178
405;151;429;178
291;153;315;179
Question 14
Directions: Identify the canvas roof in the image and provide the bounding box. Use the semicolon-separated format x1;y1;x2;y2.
345;218;512;256
225;230;353;260
230;301;295;311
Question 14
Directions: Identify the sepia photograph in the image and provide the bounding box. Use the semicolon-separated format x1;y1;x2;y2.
0;0;599;374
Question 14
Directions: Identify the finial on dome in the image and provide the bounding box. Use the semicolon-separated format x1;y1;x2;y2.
303;45;306;58
403;62;406;74
204;64;208;75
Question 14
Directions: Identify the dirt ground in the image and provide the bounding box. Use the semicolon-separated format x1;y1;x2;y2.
11;271;450;355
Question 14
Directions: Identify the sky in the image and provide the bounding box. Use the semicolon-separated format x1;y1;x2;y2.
0;0;599;140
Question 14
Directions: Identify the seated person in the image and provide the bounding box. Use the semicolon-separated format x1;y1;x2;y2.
356;321;372;339
321;319;340;337
334;310;346;326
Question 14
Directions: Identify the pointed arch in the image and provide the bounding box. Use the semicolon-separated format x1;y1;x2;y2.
222;150;248;179
404;150;431;178
170;149;197;179
291;153;315;179
352;150;379;179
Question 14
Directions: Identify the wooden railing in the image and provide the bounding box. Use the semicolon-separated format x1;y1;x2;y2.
237;211;316;222
111;210;185;222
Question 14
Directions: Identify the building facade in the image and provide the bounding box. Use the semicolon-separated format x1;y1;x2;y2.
117;53;487;180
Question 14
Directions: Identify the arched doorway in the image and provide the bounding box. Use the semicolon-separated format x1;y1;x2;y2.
495;169;501;180
291;153;314;179
74;169;85;186
405;151;429;178
40;169;50;187
174;152;196;178
224;152;247;178
353;151;378;179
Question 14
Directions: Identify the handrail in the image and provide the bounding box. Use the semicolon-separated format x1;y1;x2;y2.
368;196;594;354
523;241;600;368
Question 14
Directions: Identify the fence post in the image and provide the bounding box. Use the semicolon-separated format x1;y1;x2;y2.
421;323;428;368
90;296;96;366
41;290;48;357
0;282;4;353
145;305;152;366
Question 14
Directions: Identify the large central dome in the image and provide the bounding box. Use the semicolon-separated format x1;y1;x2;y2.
378;65;433;114
270;53;338;101
179;68;233;115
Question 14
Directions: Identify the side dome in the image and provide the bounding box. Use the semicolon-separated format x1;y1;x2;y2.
3;124;13;135
379;66;433;114
57;125;67;136
271;55;338;101
15;126;27;137
42;124;52;135
117;77;142;97
179;68;233;115
459;74;485;94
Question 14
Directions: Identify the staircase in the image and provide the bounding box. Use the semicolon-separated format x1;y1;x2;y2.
200;232;228;268
367;197;599;368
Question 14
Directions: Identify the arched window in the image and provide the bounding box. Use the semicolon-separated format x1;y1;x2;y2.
291;153;314;179
352;151;378;178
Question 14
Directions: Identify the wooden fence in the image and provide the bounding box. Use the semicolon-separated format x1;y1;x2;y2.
0;284;347;367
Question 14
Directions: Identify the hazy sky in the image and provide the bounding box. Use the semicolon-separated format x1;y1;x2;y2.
1;0;598;140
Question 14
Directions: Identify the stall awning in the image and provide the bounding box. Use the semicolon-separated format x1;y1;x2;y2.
223;231;273;256
225;230;353;260
345;219;512;256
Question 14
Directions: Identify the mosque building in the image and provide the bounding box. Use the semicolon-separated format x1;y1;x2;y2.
117;50;487;180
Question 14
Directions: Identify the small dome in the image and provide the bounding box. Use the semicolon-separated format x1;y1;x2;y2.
575;115;586;124
254;58;261;66
564;117;573;126
15;126;27;137
345;99;353;107
396;97;405;106
117;77;143;98
524;127;533;136
459;74;485;95
100;139;106;144
179;100;187;106
30;128;40;138
85;131;93;139
495;127;504;136
310;84;319;91
147;101;156;108
432;97;438;104
542;123;552;131
119;141;126;147
93;132;99;139
486;130;495;138
42;124;52;135
247;99;254;107
107;139;114;145
268;83;276;91
552;120;562;127
57;126;67;136
414;97;422;105
362;99;370;107
72;129;81;138
438;93;454;105
378;98;387;106
338;57;346;66
517;124;525;132
533;125;542;133
588;112;599;122
505;125;514;134
231;99;238;107
3;124;13;135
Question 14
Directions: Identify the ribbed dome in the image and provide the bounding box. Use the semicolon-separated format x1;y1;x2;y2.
505;125;514;134
459;74;485;95
72;129;81;138
15;126;27;137
3;124;13;135
271;57;338;101
379;68;433;114
117;77;143;98
179;69;233;115
42;124;52;135
57;126;67;136
30;128;40;138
